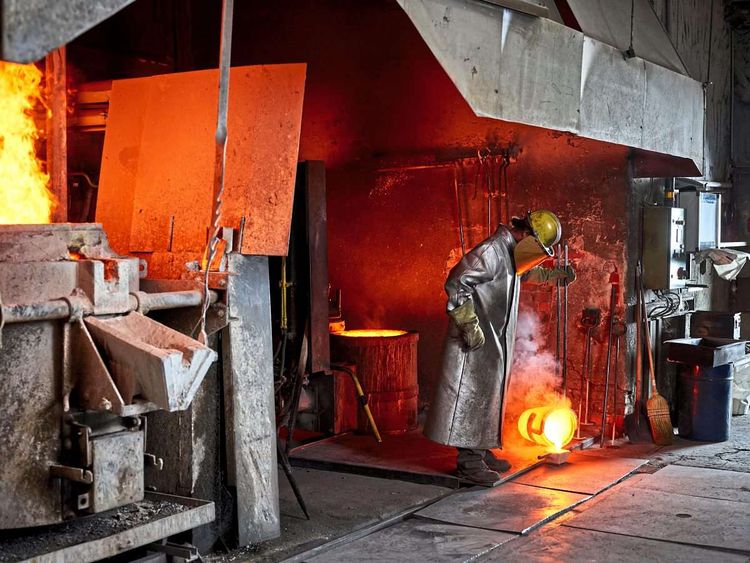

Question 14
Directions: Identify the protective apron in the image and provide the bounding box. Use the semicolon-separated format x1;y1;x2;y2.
424;225;520;449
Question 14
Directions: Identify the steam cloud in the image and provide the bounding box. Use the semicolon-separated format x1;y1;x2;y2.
502;310;571;449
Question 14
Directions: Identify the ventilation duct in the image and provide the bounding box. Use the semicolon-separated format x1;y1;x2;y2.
398;0;704;175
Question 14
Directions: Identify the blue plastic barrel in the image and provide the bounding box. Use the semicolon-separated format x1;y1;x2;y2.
677;364;733;442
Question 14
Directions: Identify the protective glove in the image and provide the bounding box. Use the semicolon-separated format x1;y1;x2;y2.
527;266;576;286
552;265;576;286
448;300;485;351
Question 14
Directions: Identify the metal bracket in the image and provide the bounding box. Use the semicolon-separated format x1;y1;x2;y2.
50;464;94;485
144;453;164;471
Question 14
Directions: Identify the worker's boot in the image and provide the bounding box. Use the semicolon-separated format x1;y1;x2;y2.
483;450;511;473
456;448;500;486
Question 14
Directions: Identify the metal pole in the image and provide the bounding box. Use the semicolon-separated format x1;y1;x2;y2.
555;243;561;372
600;283;617;447
46;47;67;222
611;333;621;445
207;0;234;250
562;243;569;395
453;165;466;256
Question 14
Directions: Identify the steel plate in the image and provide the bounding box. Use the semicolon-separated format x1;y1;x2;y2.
632;464;750;504
564;487;750;553
483;525;747;562
416;482;589;534
307;519;516;562
511;453;646;495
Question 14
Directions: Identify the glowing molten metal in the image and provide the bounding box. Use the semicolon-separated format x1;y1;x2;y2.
518;406;577;452
337;329;407;338
0;62;54;224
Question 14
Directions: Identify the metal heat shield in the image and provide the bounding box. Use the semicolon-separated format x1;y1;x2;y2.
96;64;307;278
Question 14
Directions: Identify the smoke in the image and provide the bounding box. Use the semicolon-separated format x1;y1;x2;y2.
502;310;571;449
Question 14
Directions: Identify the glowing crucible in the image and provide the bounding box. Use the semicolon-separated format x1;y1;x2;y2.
518;406;577;452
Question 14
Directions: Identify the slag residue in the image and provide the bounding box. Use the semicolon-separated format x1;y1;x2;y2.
0;61;55;224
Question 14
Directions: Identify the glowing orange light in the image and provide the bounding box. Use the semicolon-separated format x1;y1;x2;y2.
518;406;577;453
0;61;54;225
336;329;407;338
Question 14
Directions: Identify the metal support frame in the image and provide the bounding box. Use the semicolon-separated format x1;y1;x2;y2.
223;254;280;544
46;46;67;222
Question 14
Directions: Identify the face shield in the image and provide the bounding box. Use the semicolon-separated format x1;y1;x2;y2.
514;235;553;275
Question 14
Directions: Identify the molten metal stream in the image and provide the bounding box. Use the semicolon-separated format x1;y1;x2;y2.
0;62;55;224
336;329;407;338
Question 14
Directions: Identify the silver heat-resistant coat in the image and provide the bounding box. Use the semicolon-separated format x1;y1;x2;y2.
424;225;520;449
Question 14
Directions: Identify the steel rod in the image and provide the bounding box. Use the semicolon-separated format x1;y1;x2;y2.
453;165;466;256
208;0;235;248
2;290;218;325
555;243;561;370
600;284;617;447
562;243;569;395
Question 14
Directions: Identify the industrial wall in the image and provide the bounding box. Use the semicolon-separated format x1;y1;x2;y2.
69;0;735;424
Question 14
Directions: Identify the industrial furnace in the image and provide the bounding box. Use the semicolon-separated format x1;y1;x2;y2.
0;223;216;529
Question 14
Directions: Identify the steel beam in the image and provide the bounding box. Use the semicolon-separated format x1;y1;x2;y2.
223;254;280;544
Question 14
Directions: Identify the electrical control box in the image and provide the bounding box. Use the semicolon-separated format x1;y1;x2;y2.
679;189;721;252
642;206;687;290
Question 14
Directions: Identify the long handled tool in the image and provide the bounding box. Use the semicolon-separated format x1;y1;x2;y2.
556;244;562;373
332;364;382;443
642;286;674;446
562;243;569;395
285;329;308;454
625;262;651;442
610;327;623;446
577;307;600;438
277;439;310;519
599;269;619;447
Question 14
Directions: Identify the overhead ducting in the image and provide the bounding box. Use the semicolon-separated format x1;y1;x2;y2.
398;0;704;175
1;0;135;63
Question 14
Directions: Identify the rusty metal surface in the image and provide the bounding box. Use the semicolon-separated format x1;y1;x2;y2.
0;492;214;563
75;321;125;412
97;64;306;265
417;482;589;534
301;161;331;374
223;254;280;544
89;431;144;513
0;322;63;529
511;453;646;495
85;312;216;411
0;223;114;262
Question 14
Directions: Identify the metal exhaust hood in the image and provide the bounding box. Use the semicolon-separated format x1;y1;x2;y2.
398;0;704;176
1;0;135;63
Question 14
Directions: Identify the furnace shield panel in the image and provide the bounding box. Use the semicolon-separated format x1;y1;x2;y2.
97;64;306;261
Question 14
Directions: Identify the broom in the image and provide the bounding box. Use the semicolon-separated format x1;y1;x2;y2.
641;288;674;446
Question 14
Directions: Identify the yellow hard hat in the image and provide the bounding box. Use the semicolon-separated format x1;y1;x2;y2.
528;210;562;250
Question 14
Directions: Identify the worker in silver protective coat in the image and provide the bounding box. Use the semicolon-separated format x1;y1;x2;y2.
424;210;575;485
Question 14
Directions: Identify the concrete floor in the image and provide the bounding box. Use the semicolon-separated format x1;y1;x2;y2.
255;416;750;562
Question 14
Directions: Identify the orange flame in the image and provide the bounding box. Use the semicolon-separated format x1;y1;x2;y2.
0;62;54;224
